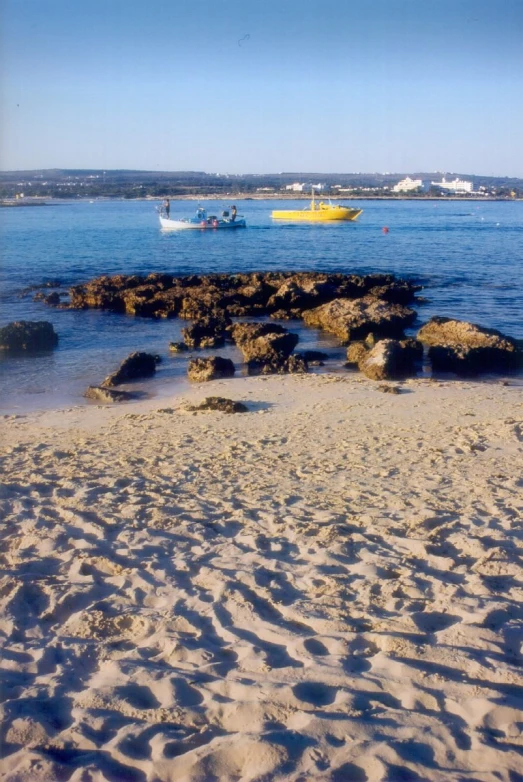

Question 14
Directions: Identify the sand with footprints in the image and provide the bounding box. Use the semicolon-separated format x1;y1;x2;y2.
1;373;522;781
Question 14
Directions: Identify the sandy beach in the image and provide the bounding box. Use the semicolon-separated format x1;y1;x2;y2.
1;373;522;781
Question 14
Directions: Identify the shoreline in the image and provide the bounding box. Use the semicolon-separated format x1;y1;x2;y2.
2;194;522;204
1;372;522;780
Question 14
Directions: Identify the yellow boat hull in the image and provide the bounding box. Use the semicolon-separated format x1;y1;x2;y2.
271;206;362;222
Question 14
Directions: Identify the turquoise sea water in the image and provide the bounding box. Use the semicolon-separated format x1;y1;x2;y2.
0;198;522;412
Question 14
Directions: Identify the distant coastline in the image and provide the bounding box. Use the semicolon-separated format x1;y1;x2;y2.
2;194;521;206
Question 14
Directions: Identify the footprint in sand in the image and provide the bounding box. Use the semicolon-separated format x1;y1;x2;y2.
292;681;337;706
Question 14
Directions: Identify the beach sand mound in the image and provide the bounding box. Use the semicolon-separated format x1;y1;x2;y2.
0;374;522;781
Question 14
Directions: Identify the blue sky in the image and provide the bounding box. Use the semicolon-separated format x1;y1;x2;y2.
1;0;522;175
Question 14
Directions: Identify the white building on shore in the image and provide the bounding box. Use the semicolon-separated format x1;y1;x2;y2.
285;182;326;192
392;177;424;193
431;177;473;193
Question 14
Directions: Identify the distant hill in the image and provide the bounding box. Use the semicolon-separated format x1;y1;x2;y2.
1;169;521;198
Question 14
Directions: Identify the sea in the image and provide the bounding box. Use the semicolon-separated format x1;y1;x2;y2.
1;198;522;413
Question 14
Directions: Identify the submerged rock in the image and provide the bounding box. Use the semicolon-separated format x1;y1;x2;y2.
187;356;235;382
301;350;329;365
169;341;189;353
186;397;248;414
33;291;61;307
0;320;58;353
101;351;160;387
418;317;520;375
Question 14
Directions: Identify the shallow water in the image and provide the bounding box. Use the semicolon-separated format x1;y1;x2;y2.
1;198;522;412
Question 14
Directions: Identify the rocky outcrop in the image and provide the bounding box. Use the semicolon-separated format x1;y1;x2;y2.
358;338;422;381
101;352;160;387
229;321;303;374
247;354;308;376
187;356;235;382
0;321;59;353
303;297;416;343
84;386;135;403
266;278;336;313
418;317;520;375
186;397;248;414
66;272;420;321
231;323;299;363
182;313;231;349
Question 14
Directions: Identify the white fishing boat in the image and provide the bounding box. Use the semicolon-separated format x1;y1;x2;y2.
158;203;246;230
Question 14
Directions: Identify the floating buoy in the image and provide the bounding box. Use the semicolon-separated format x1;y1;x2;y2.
382;226;389;234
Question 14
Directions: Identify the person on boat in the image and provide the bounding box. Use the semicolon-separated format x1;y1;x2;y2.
230;205;237;222
163;198;170;218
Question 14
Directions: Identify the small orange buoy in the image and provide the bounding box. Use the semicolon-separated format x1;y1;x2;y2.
382;226;389;234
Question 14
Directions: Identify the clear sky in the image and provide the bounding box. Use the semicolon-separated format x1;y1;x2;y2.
1;0;522;176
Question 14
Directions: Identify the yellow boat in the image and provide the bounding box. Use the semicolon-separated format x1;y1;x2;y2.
272;190;362;222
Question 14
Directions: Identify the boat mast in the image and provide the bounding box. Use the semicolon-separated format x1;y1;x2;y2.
311;186;315;211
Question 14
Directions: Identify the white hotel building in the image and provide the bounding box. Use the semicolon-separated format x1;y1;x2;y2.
392;177;424;192
430;177;473;193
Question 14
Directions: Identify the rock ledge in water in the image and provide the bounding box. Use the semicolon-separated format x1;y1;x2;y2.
418;317;520;375
303;297;416;344
0;320;59;353
102;352;160;387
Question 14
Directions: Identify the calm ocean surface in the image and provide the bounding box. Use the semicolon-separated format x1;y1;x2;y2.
1;198;522;412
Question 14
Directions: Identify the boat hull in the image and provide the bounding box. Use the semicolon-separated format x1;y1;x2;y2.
271;208;362;222
160;216;246;230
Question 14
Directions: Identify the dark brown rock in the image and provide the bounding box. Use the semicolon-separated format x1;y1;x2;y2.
230;322;298;363
33;291;61;306
65;272;420;323
186;397;248;414
84;386;135;403
367;280;421;305
303;297;416;343
182;313;231;349
0;321;58;353
418;317;520;375
169;341;189;353
102;351;160;387
359;338;422;381
346;342;368;366
269;308;302;320
267;278;336;313
187;356;235;382
377;384;402;394
247;354;308;375
121;285;164;317
302;350;329;364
